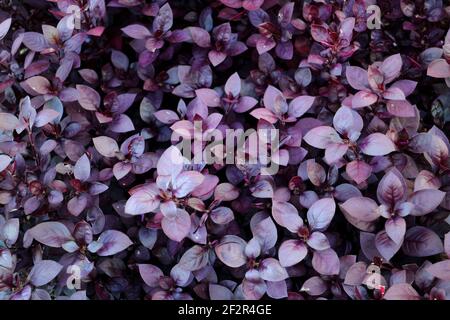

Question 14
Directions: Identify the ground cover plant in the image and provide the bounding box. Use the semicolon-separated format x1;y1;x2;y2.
0;0;449;300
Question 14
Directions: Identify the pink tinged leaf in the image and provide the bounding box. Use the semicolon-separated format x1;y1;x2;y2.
408;189;445;216
0;154;11;172
2;218;19;246
125;184;160;215
224;72;241;97
390;80;417;97
426;261;450;280
27;222;73;248
67;194;88;216
339;17;355;43
209;284;233;300
256;37;276;54
258;258;288;282
249;108;278;124
252;217;277;252
385;217;406;244
234;96;258;113
414;170;441;191
109;114;135;133
275;41;293;60
306;160;326;186
380;53;402;83
377;168;407;206
382;87;406;100
161;209;191;242
113;162;132;180
76;85;100;111
351;91;378;108
402;226;444;257
242;274;267;300
266;280;288;299
214;235;247;268
427;59;450;78
346;66;370;91
178;245;208;271
346;160;372;184
160;200;178;218
263;85;283;112
170;120;194;139
0;18;11;40
89;230;133;256
214;183;239;201
34;109;60;128
220;0;242;9
344;262;367;286
153;3;173;33
301;276;328;296
340;197;380;222
23;76;51;95
93;136;119;158
359;133;396;156
312;248;340;275
121;24;151;39
111;50;129;70
271;201;303;233
245;237;261;259
384;284;420;300
0;113;20;131
304;126;341;149
251;180;274;198
243;0;264;10
24;196;41;214
210;207;234;225
89;182;108;195
23;32;48;52
334;183;362;202
153;110;180;124
29;260;63;287
306;232;330;251
375;230;402;261
208;50;227;66
138;264;164;287
306;197;335;231
310;24;331;45
288;96;315;118
324;142;348;164
188;27;211;48
78;69;98;84
333;106;363;137
157;146;184;178
74;154;90;182
386;100;416;118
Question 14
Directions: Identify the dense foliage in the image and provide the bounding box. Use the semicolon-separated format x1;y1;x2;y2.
0;0;449;300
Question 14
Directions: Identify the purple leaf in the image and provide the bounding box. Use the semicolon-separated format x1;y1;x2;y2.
161;209;191;242
359;133;396;156
88;230;133;256
402;226;444;257
214;235;247;268
340;197;380;222
306;198;335;231
312;248;340;275
278;240;308;267
29;260;63;286
384;284;420;300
